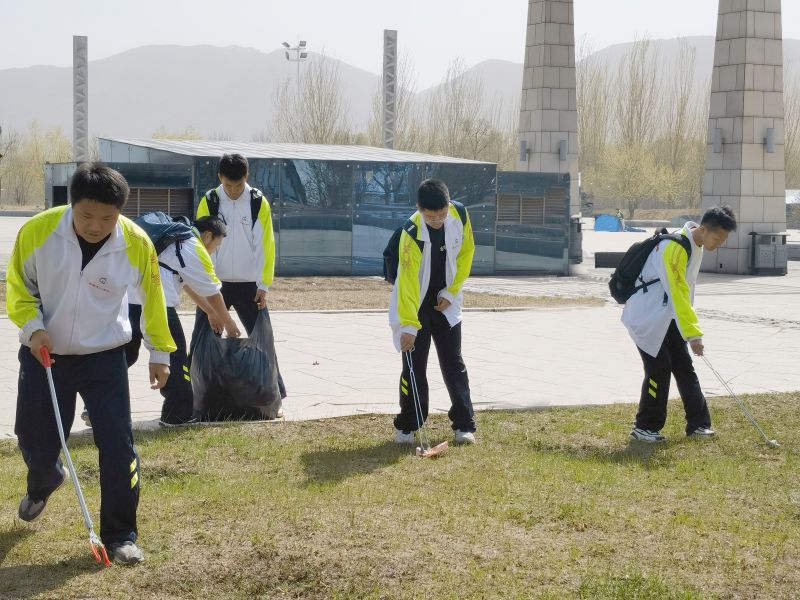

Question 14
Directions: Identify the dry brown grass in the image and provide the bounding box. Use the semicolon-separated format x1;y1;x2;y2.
183;277;604;312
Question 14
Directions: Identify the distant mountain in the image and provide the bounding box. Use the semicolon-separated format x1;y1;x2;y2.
0;44;381;140
1;38;799;142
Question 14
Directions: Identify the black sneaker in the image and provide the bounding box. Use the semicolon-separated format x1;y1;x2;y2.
630;427;667;443
18;467;67;522
688;427;715;438
108;541;145;565
159;416;199;428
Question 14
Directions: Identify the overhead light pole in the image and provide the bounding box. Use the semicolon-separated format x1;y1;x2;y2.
282;40;308;90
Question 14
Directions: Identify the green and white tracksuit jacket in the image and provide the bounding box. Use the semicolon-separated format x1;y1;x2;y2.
621;222;703;358
6;205;176;364
196;184;276;291
389;202;475;351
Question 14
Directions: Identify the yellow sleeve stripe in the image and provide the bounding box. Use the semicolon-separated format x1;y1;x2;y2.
662;238;702;339
447;205;475;297
196;196;210;219
257;199;275;288
121;219;177;354
6;207;66;328
397;217;423;330
194;238;220;284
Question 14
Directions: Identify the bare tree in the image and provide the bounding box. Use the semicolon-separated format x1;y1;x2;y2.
657;41;709;207
0;128;21;206
576;37;611;171
785;64;800;190
608;38;662;217
3;122;71;205
269;53;353;144
152;126;204;140
614;39;660;151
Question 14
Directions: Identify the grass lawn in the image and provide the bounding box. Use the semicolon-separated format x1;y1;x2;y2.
1;395;797;599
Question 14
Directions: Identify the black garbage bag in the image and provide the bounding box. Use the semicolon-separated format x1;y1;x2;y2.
191;311;282;421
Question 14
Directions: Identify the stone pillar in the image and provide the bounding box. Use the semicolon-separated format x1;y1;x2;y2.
518;0;579;215
701;0;786;274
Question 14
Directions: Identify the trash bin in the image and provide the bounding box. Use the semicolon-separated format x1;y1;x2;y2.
569;216;583;264
749;232;788;275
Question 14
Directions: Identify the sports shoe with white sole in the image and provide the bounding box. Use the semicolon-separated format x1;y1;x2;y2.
393;429;415;445
687;427;715;438
454;430;476;444
18;466;68;522
159;416;200;428
630;427;667;443
109;541;145;565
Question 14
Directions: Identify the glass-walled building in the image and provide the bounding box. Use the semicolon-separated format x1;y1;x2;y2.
45;139;573;275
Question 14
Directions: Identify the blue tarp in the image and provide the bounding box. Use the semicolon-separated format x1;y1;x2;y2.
595;214;622;232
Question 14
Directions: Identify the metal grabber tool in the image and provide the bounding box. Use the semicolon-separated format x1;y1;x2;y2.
40;347;111;566
404;350;448;458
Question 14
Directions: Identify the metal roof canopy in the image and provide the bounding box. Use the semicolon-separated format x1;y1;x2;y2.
101;138;494;165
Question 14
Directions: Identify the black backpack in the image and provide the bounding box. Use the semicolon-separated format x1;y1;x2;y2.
608;228;692;304
382;201;467;284
205;188;264;228
134;211;196;274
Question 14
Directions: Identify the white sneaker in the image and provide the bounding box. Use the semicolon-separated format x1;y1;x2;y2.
109;541;144;565
688;427;715;438
393;429;415;445
454;430;476;444
630;427;667;443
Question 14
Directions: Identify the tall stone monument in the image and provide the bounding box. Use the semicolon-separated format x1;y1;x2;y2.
701;0;786;274
517;0;579;215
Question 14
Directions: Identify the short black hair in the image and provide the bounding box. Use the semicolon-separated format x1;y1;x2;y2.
701;205;737;232
218;153;248;180
193;215;227;238
69;162;129;209
417;178;450;211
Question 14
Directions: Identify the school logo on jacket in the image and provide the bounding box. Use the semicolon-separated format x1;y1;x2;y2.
88;277;111;294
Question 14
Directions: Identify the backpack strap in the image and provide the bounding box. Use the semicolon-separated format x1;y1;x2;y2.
402;218;424;252
158;260;179;275
632;232;692;296
205;189;220;218
250;188;264;229
451;200;467;226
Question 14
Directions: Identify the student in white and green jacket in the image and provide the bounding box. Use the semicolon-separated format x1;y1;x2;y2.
622;206;737;443
7;163;176;564
389;179;477;445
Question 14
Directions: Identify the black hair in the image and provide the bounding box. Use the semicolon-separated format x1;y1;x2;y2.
69;162;129;209
218;153;249;180
417;178;450;211
193;215;227;238
701;205;737;232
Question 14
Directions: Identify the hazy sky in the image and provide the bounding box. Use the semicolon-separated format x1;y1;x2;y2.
1;0;799;88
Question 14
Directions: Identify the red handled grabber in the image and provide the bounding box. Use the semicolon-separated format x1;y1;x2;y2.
39;347;111;567
404;350;448;459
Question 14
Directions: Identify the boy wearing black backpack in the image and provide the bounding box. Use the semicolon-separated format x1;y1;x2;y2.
123;215;240;426
191;153;286;401
388;179;477;445
620;206;737;442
